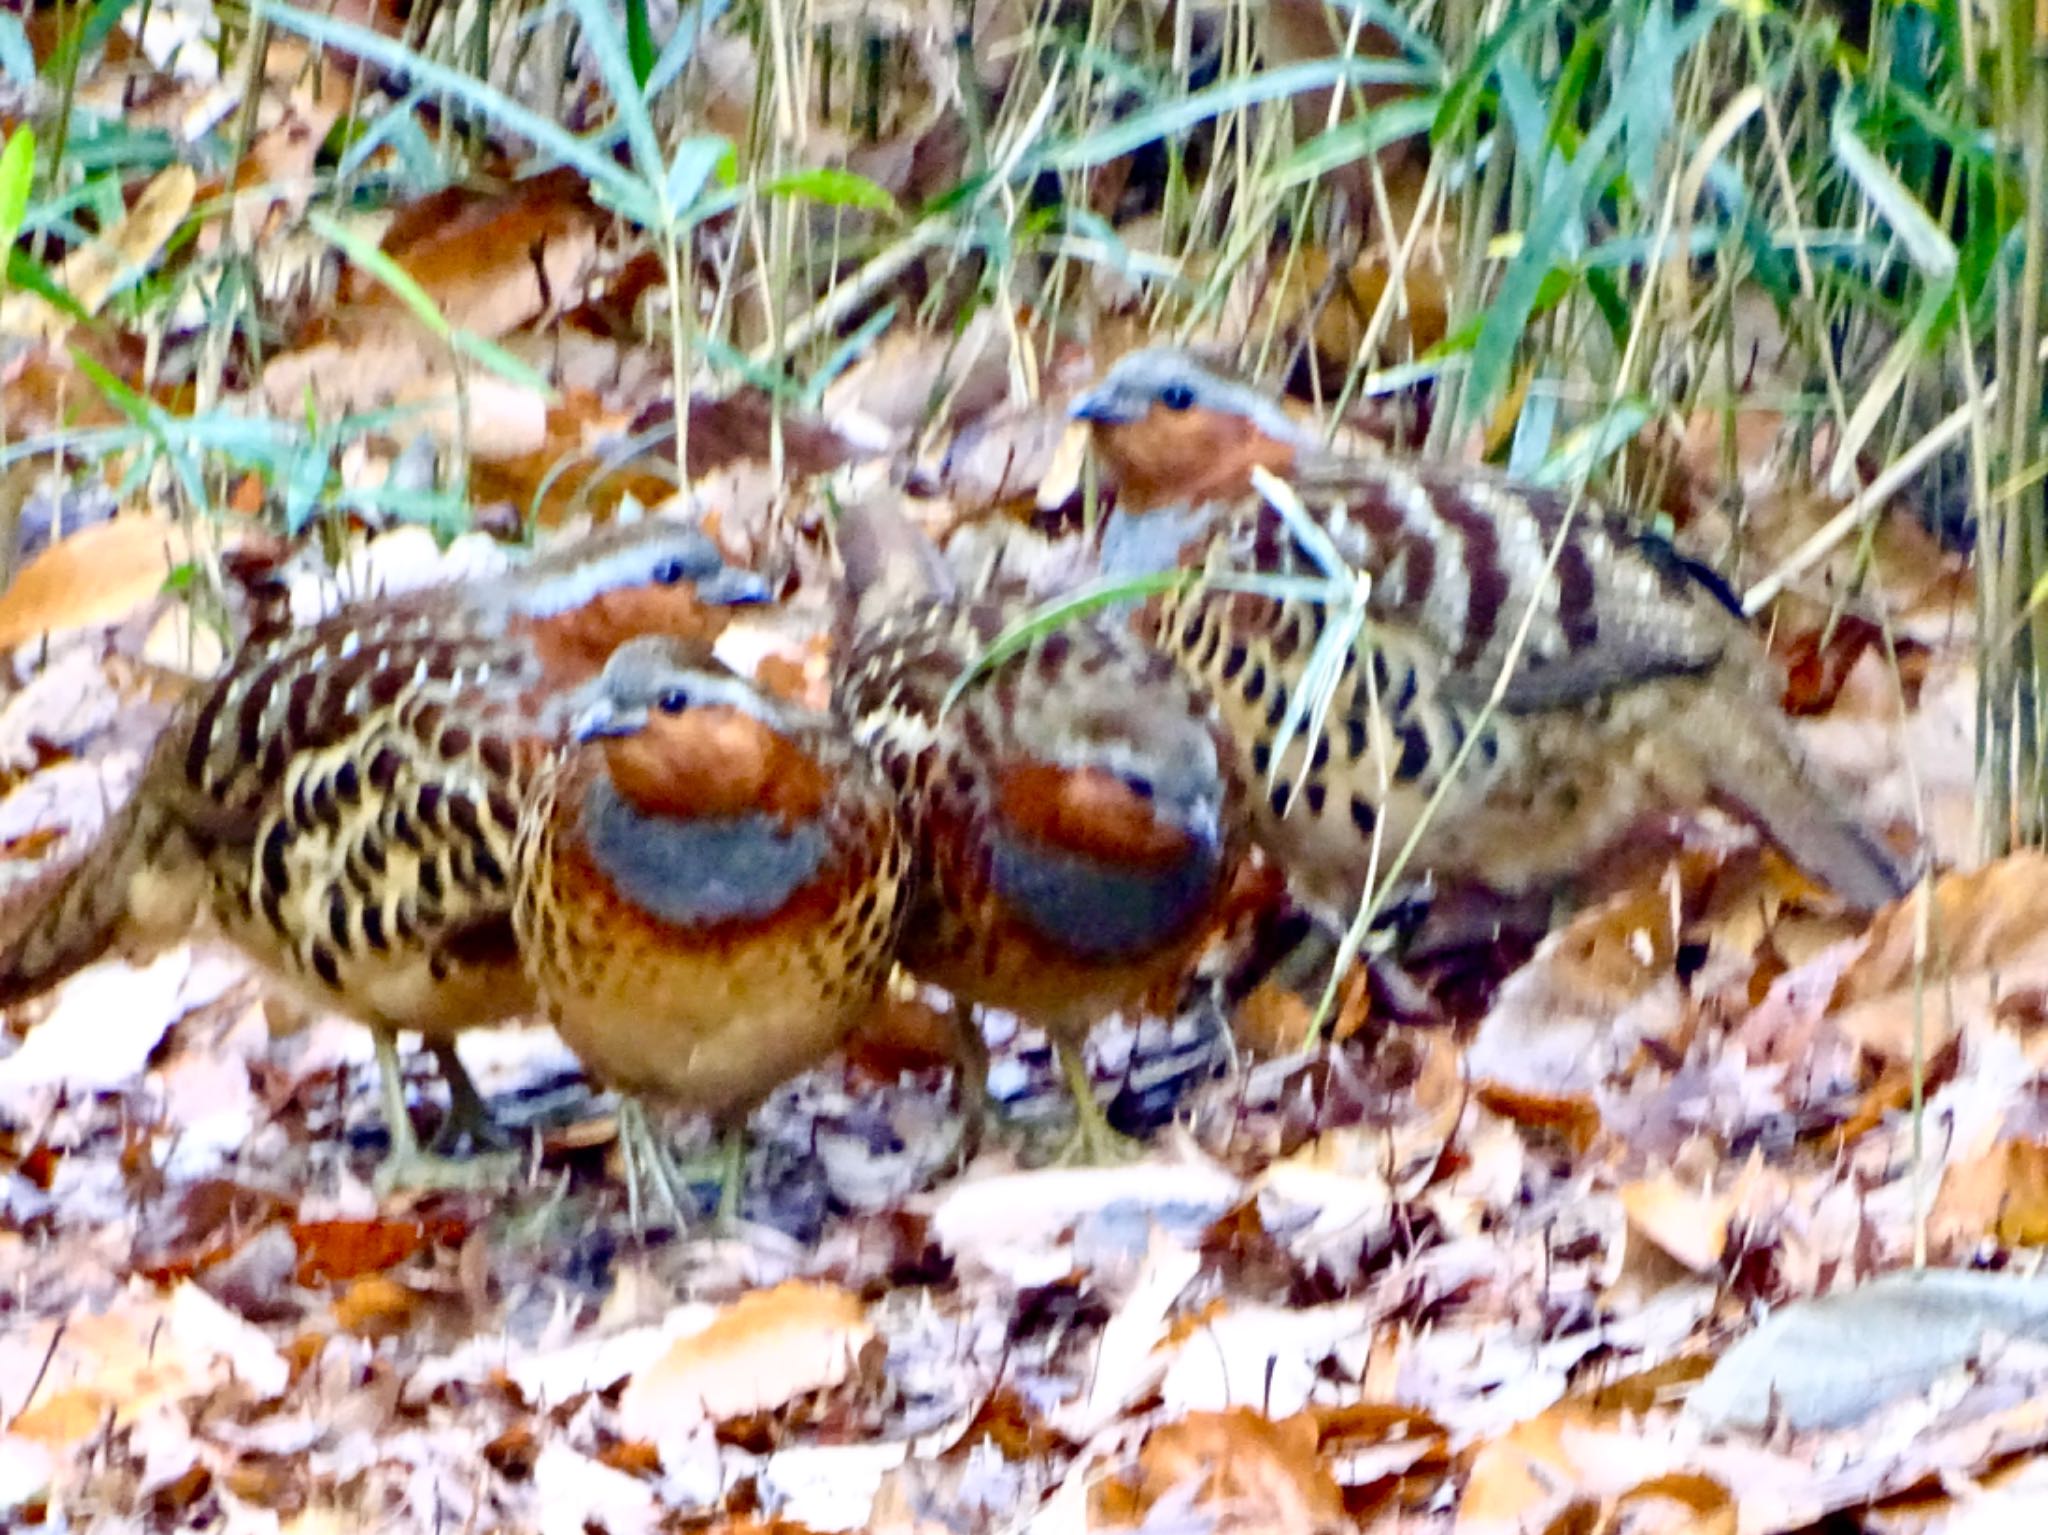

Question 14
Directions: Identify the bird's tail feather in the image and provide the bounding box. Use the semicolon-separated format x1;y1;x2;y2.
0;797;202;1008
1689;695;1912;913
830;494;957;650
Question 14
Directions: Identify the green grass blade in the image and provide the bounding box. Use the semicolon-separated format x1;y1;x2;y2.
1040;59;1438;174
1831;97;1959;279
0;126;32;253
255;1;648;215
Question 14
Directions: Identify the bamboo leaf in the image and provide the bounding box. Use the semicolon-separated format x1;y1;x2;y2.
1831;98;1957;278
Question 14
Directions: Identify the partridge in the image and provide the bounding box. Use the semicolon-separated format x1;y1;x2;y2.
514;636;910;1225
0;519;769;1185
1070;347;1911;919
840;593;1245;1161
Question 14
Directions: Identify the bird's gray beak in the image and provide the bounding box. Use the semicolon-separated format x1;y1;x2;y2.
572;697;644;742
700;567;773;607
1069;386;1143;426
1170;787;1224;841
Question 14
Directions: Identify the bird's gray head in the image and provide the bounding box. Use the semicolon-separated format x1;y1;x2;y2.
571;636;781;743
1070;710;1227;841
1017;676;1230;843
571;638;838;922
1068;347;1313;447
511;520;771;618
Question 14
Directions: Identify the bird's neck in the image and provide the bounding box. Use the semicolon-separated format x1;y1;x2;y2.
988;821;1222;962
1097;406;1310;514
599;708;829;825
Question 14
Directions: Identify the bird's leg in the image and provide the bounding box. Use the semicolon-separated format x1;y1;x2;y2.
616;1097;696;1234
372;1025;419;1162
1050;1038;1143;1166
426;1041;514;1154
713;1123;747;1227
369;1029;514;1194
948;1000;992;1157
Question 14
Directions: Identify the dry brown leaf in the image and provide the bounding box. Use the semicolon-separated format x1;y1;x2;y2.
0;516;240;651
202;68;355;254
822;312;1020;447
924;398;1072;515
1265;245;1451;372
1033;419;1091;511
1231;963;1374;1055
1275;1031;1465;1182
343;170;602;340
1457;1405;1716;1533
0;342;130;440
1095;1409;1347;1533
3;1284;287;1451
1832;853;2048;1063
257;174;601;426
1467;870;1696;1100
1260;0;1429;213
617;1281;874;1438
1619;1171;1737;1273
1934;1139;2048;1248
291;1216;460;1285
330;1275;421;1338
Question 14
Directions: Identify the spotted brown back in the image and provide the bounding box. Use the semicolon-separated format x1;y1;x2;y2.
0;520;769;1030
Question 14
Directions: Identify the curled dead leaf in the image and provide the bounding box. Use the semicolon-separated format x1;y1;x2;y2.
330;1275;421;1338
1094;1408;1347;1534
1934;1139;2048;1249
1619;1171;1736;1274
0;164;196;342
617;1281;874;1440
1832;853;2048;1064
0;517;232;652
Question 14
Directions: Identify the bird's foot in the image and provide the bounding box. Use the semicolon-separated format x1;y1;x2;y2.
369;1030;519;1194
617;1099;719;1234
425;1044;515;1156
1047;1111;1146;1167
372;1144;520;1196
426;1111;516;1159
1048;1042;1145;1166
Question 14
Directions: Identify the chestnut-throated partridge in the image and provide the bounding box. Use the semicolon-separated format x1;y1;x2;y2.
839;595;1246;1162
0;520;768;1186
1070;347;1911;919
514;637;910;1226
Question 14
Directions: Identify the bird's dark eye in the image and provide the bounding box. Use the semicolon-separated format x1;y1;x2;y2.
651;557;688;585
1123;775;1155;801
657;688;689;714
1159;383;1196;412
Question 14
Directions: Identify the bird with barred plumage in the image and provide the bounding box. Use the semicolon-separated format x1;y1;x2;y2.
515;635;911;1225
835;508;1248;1161
1069;347;1912;922
0;519;769;1188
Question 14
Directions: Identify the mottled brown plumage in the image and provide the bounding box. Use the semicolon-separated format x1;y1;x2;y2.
840;595;1245;1160
0;520;768;1185
1072;348;1911;917
515;638;909;1223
